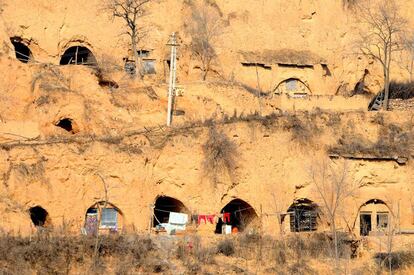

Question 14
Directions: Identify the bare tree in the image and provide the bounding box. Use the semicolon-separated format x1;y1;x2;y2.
310;159;358;274
185;0;225;81
105;0;152;77
355;0;407;110
400;33;414;82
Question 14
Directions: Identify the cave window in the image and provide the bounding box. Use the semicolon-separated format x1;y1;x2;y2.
124;60;136;75
29;206;49;227
359;199;390;236
100;208;118;229
153;196;188;227
215;199;258;234
10;37;32;63
287;199;318;232
55;118;77;134
274;78;311;97
60;46;97;66
142;59;156;74
360;212;372;236
286;79;298;91
377;212;389;230
137;50;150;58
84;202;122;235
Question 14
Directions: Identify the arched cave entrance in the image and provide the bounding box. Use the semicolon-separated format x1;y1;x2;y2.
55;118;79;134
215;199;258;234
359;199;390;236
84;201;123;236
10;37;33;63
287;198;318;232
59;46;97;66
29;206;49;227
153;196;189;227
274;78;311;97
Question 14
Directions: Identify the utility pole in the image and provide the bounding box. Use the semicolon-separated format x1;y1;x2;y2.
166;33;178;127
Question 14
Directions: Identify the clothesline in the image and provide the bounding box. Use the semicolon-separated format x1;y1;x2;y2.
152;207;290;217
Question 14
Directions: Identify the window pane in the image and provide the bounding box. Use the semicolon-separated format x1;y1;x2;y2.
377;212;388;229
286;79;297;91
143;60;156;74
100;208;117;228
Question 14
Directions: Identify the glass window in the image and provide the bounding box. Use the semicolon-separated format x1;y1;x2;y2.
377;212;389;230
143;60;156;74
100;208;118;229
286;79;298;91
137;50;150;58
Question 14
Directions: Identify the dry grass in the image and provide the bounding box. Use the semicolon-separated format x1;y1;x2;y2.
1;232;413;274
330;122;413;157
0;233;158;274
94;54;122;91
31;64;72;93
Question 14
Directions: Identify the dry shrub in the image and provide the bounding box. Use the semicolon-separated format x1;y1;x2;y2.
0;233;156;274
202;126;238;184
283;113;320;144
374;251;414;270
325;112;342;127
176;235;216;273
388;81;414;100
94;54;122;91
330;122;413;157
31;64;72;93
13;160;49;187
216;239;235;256
371;112;385;125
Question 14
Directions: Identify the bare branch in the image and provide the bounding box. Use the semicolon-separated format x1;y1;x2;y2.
184;0;226;81
355;0;407;109
104;0;153;78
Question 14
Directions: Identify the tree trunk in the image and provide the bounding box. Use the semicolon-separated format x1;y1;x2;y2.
332;221;340;275
383;71;390;110
131;32;143;78
383;46;392;111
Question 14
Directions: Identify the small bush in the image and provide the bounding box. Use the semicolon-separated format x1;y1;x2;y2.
202;126;238;184
283;113;320;145
388;81;414;100
374;251;414;270
217;239;235;256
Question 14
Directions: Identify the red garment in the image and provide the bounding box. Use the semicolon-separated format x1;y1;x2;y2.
198;215;207;225
223;212;230;223
207;214;215;224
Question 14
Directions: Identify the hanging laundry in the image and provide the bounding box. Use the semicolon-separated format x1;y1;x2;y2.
169;212;188;230
223;212;230;223
207;214;215;224
198;215;207;225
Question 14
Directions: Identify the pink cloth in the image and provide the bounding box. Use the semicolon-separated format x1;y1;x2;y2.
207;214;215;224
198;215;207;225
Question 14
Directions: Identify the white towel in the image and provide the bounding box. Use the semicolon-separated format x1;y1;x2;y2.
168;212;188;225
